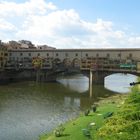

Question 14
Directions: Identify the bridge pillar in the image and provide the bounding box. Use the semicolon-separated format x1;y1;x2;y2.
89;70;93;98
34;70;58;82
82;70;105;85
41;70;57;82
92;71;105;84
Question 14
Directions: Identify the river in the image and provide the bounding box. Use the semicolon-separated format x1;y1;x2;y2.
0;73;137;140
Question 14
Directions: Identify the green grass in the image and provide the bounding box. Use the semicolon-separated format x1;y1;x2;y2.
97;81;140;140
39;79;140;140
39;95;124;140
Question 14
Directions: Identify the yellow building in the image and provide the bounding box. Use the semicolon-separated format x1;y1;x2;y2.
0;42;8;70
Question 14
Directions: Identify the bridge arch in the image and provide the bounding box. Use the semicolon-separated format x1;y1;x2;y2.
103;71;140;78
82;70;140;85
93;71;140;85
72;58;80;68
63;58;71;67
53;58;61;65
104;73;138;92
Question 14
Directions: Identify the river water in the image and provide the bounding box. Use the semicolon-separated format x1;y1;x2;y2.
0;73;137;140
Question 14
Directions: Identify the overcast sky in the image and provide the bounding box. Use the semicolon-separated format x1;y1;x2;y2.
0;0;140;48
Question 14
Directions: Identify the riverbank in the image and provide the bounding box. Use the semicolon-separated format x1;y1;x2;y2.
97;82;140;139
39;94;128;140
39;81;140;140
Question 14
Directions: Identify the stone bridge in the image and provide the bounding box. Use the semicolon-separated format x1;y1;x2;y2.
5;48;140;84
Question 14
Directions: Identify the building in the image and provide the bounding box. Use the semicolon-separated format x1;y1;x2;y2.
8;41;21;49
0;39;139;71
0;41;8;70
19;40;36;49
7;48;140;70
37;45;56;50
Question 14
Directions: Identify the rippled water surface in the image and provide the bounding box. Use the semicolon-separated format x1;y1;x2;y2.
0;73;137;140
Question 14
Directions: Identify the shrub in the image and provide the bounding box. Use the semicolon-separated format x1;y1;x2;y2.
54;124;65;137
96;83;140;140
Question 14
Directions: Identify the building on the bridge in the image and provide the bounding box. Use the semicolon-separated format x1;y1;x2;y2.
5;47;140;71
0;40;139;72
0;40;140;84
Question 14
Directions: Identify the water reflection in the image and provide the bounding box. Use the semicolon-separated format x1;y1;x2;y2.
0;82;84;140
0;73;137;140
58;73;137;94
57;74;119;106
57;74;89;93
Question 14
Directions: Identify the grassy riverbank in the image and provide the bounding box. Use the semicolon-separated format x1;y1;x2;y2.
39;94;127;140
39;82;140;140
97;83;140;140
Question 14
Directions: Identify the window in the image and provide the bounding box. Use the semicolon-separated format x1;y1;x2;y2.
118;53;121;57
129;53;132;58
38;53;40;56
28;53;31;56
12;57;15;60
107;53;110;57
86;53;88;57
96;53;99;57
47;53;49;57
4;53;8;56
75;53;78;57
65;53;68;57
20;53;23;56
56;53;58;56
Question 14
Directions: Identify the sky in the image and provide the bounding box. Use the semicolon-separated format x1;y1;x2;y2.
0;0;140;49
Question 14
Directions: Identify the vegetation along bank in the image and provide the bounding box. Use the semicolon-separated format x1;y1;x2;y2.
39;80;140;140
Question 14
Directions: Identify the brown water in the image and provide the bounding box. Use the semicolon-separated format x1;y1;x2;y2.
0;73;137;140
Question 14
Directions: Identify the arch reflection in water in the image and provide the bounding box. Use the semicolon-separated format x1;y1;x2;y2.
57;74;117;99
57;74;89;93
64;96;80;110
58;73;138;97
